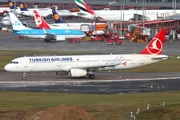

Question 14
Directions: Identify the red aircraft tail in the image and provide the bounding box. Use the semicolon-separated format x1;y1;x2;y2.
33;10;51;29
139;29;166;55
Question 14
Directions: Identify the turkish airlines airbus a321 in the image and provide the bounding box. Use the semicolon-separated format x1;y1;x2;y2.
4;29;168;80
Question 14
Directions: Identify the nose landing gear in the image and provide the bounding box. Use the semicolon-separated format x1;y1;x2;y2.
22;72;26;80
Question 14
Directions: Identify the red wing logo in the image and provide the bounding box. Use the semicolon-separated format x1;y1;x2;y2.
9;2;13;7
147;38;162;55
123;62;127;66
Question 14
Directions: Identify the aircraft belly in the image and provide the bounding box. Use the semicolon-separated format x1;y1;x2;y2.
24;35;45;39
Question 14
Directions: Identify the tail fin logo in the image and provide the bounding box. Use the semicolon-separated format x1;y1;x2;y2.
147;38;162;55
19;3;24;9
34;13;42;26
9;2;13;7
12;21;21;26
53;14;59;20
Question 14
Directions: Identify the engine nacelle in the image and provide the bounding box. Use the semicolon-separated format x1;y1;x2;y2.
55;36;66;41
68;69;87;77
2;16;11;26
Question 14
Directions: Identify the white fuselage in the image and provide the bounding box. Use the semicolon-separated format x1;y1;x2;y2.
4;54;168;72
50;23;105;35
73;9;179;21
20;8;72;18
0;7;9;14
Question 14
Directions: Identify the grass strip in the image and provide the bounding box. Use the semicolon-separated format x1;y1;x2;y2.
0;91;180;120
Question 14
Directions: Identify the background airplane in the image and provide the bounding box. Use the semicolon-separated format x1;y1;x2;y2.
8;12;85;42
32;9;107;35
18;1;73;19
51;9;107;35
74;0;177;21
0;0;21;26
4;29;168;80
0;7;10;16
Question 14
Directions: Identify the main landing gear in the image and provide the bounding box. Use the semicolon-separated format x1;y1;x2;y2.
88;74;95;79
45;38;51;42
87;70;95;79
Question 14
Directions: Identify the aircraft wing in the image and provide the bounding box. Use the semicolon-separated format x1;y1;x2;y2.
43;29;66;41
72;12;89;16
72;62;121;70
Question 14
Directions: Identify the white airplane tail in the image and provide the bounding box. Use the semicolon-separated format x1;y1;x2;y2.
9;12;30;30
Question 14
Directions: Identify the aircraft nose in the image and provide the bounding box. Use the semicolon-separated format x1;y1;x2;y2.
4;64;11;71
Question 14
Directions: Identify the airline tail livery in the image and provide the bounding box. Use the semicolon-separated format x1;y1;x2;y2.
75;0;95;15
52;9;66;23
8;0;16;9
33;10;51;29
18;1;28;11
140;29;165;55
4;29;168;80
10;11;31;30
8;0;21;14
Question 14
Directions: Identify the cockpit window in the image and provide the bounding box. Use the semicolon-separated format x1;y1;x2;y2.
10;61;18;64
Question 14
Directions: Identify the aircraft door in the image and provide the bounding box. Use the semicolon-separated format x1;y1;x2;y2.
97;58;102;65
23;57;28;68
57;60;61;67
139;56;144;65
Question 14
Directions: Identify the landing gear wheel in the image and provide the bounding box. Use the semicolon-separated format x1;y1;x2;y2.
22;72;26;80
45;39;51;42
22;77;26;80
89;74;95;79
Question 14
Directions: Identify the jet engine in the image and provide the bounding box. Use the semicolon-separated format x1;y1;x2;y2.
1;16;11;26
1;16;28;27
68;69;87;77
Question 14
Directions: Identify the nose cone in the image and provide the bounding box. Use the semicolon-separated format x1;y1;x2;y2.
4;64;11;71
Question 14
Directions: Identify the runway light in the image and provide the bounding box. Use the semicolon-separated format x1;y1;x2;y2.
177;56;179;59
147;104;150;110
163;102;165;106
